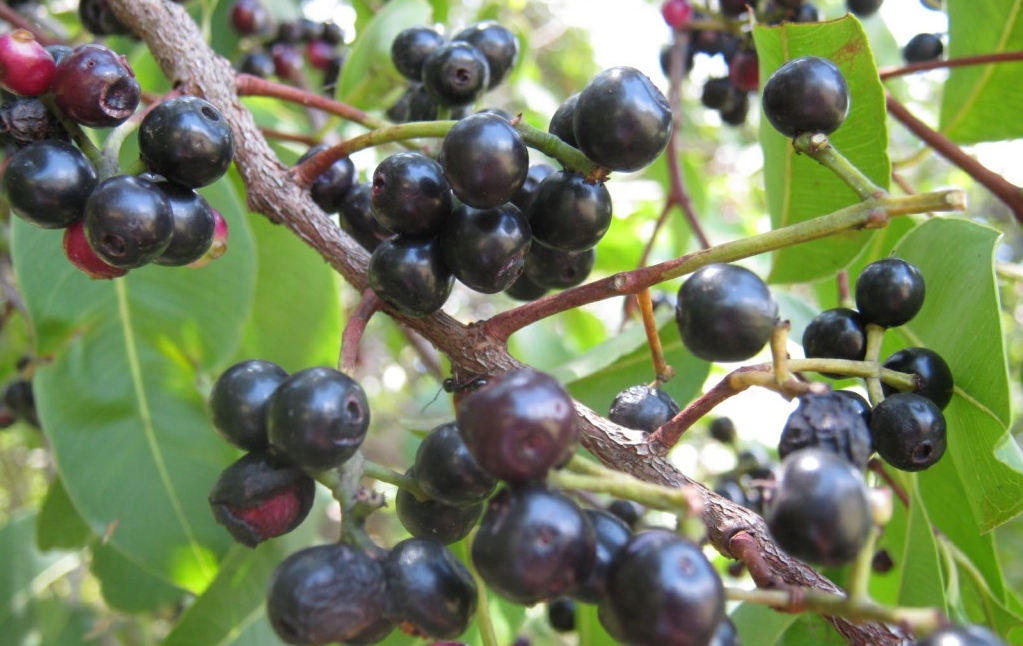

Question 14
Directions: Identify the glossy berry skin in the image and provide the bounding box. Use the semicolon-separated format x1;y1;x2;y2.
414;422;498;508
847;0;883;16
3;140;97;229
391;26;446;81
456;369;578;483
396;468;482;544
510;162;556;213
298;145;356;214
187;208;228;268
422;41;490;108
802;307;867;378
675;263;778;362
778;392;873;470
0;30;56;97
504;273;548;302
83;175;174;269
439;202;531;294
339;182;391;252
207;359;288;452
63;220;128;279
472;486;596;605
765;448;873;566
367;235;453;318
51;44;141;129
761;56;849;138
266;367;370;472
370;152;452;236
573;67;672;172
442;113;528;209
600;529;725;646
152;181;217;266
575;508;633;604
522;244;595;290
383;537;478;639
207;451;315;548
452;22;518;89
882;347;954;410
870;392;947;472
527;171;612;252
548;93;579;147
903;33;943;63
139;97;234;188
915;624;1007;646
266;544;387;645
608;385;681;433
855;257;925;327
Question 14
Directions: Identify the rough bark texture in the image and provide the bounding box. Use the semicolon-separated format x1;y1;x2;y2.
107;2;907;644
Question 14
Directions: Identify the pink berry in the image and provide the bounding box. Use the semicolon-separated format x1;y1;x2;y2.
0;30;56;97
187;208;228;268
661;0;694;29
63;220;129;279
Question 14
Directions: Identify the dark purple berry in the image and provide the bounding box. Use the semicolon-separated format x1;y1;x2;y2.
802;308;867;378
385;82;438;123
395;467;482;544
422;41;490;108
527;170;612;252
547;597;576;632
51;43;141;129
383;537;477;639
230;0;273;36
761;56;849;138
728;49;759;92
510;162;556;213
208;451;315;548
83;174;174;269
855;257;925;328
208;359;288;452
439;202;531;294
391;26;446;81
3;139;96;229
266;366;370;472
472;486;596;605
607;499;641;528
709;417;737;444
452;21;519;89
522;244;595;291
572;67;672;172
151;181;217;266
238;50;275;78
870;392;947;472
139;96;234;188
503;273;549;302
608;385;681;433
903;33;944;63
338;182;390;252
548;93;579;147
0;30;55;97
370;152;452;236
881;347;954;410
575;508;633;604
0;98;69;149
441;112;528;209
847;0;883;16
701;77;733;110
414;421;498;508
675;263;778;362
456;369;577;483
298;144;356;214
778;392;873;470
367;235;453;318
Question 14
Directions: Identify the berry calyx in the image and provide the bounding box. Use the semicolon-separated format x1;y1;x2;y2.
83;174;174;269
63;220;128;279
422;41;490;108
761;56;849;138
870;392;947;472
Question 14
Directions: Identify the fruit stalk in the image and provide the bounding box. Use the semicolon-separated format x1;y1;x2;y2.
793;132;887;200
549;455;696;517
637;288;675;383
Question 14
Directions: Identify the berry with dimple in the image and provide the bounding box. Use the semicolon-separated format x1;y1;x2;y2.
728;49;759;92
414;422;497;508
675;263;778;362
266;543;388;645
608;385;680;433
83;174;174;269
441;112;528;209
522;244;595;290
51;43;141;129
339;182;390;252
208;451;315;548
298;144;356;215
367;235;453;318
881;347;954;410
208;359;288;452
63;220;128;279
600;529;725;646
661;0;694;28
915;624;1007;646
0;30;56;97
266;366;370;472
371;152;452;236
761;56;849;138
802;307;867;378
395;467;482;544
903;33;943;63
3;139;97;229
847;0;883;16
391;26;446;81
139;96;234;189
422;41;490;108
765;448;873;566
383;537;478;639
855;257;925;328
572;66;672;172
451;21;519;89
527;170;612;252
472;485;596;605
778;392;873;470
870;392;946;472
574;508;633;604
439;202;531;294
151;181;217;266
456;369;577;483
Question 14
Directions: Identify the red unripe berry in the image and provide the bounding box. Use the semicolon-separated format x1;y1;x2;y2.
306;40;335;71
231;481;306;540
729;50;760;92
229;0;272;36
187;208;228;268
661;0;694;29
0;30;56;97
62;220;129;279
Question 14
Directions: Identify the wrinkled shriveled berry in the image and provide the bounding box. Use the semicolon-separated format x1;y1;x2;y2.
778;392;873;470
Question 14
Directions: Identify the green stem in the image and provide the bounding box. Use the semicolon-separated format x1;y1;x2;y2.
864;323;887;406
513;119;601;175
99;117;143;179
465;528;500;646
40;95;103;165
846;525;880;605
794;133;887;200
786;358;916;390
549;456;692;517
362;461;427;500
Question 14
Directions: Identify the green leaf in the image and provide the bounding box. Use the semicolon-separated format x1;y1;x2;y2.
939;0;1023;143
91;541;186;613
891;218;1023;531
36;477;91;552
888;475;947;611
753;16;891;283
729;603;799;646
12;177;259;592
338;0;433;108
577;602;619;646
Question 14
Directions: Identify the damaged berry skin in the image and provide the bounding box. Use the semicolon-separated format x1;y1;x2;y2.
51;43;141;128
778;392;874;470
208;359;288;452
608;385;681;433
266;367;371;472
208;451;315;548
266;543;388;645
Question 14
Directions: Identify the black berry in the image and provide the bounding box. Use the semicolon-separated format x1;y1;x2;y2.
383;537;477;639
83;174;174;269
391;26;445;81
574;508;633;604
527;170;612;252
847;0;884;16
548;93;579;147
441;112;528;209
208;359;288;452
338;182;390;252
802;307;867;378
608;385;681;433
298;144;356;214
510;162;557;213
709;417;737;444
370;152;452;236
439;202;531;294
151;181;217;266
903;33;943;63
367;235;453;318
413;421;498;508
522;244;595;291
3;139;96;229
855;257;925;328
761;56;849;138
870;392;947;472
547;597;576;633
139;96;234;188
395;469;483;545
452;21;519;89
881;347;954;410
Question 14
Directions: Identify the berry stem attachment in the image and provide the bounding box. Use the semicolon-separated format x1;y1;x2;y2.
637;288;675;384
339;289;383;375
793;133;887;201
863;323;887;406
552;455;696;518
361;460;428;501
315;453;387;554
845;524;881;606
39;95;103;165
